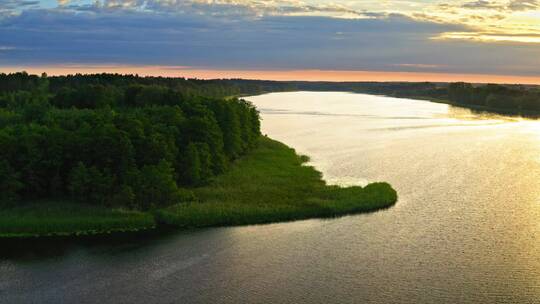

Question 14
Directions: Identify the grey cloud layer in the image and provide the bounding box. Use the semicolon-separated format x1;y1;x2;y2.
63;0;370;18
0;5;539;75
461;0;539;11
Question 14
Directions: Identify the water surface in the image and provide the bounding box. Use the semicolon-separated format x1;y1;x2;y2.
2;92;539;303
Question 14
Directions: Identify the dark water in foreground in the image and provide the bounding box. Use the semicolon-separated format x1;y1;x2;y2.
2;92;540;303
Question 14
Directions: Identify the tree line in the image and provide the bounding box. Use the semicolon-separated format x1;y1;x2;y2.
444;82;540;111
2;72;539;113
0;72;261;209
301;81;540;113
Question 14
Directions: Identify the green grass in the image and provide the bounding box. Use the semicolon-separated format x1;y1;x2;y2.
0;137;397;238
0;201;156;237
156;137;397;228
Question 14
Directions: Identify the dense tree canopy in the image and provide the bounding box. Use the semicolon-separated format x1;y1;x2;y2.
446;82;540;111
0;72;262;210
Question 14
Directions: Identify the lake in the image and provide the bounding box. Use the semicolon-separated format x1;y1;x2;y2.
1;91;539;303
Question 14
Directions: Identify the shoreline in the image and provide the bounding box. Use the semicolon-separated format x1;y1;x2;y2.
0;136;397;239
370;93;540;118
243;90;540;118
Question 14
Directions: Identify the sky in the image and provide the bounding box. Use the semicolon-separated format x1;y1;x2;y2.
0;0;540;83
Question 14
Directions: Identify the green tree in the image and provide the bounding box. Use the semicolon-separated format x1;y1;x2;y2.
68;162;91;201
69;162;114;205
181;143;201;185
111;185;136;208
0;160;23;206
134;160;182;209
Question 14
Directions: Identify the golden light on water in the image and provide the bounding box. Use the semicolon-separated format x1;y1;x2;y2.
520;120;540;134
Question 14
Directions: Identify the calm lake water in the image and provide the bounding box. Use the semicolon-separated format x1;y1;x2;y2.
2;91;540;303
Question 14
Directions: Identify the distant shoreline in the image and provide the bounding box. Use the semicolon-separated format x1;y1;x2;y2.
392;95;540;118
242;90;540;118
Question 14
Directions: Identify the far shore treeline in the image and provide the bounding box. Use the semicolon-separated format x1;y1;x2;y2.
327;81;540;113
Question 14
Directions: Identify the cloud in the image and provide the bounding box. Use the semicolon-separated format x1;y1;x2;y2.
435;31;540;43
507;0;539;11
458;0;539;11
0;1;539;77
2;7;540;76
393;63;448;69
62;0;371;19
462;0;504;10
0;45;16;51
0;0;40;17
0;9;452;65
0;0;40;8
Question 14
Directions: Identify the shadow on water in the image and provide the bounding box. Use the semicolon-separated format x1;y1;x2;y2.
0;209;394;263
448;103;540;120
0;227;182;262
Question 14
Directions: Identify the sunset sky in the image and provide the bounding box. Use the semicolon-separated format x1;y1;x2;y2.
1;0;540;83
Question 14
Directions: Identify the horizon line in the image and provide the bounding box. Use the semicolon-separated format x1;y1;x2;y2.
2;65;540;85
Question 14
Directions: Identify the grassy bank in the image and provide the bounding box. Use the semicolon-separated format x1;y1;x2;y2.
0;137;397;238
156;137;397;228
0;201;156;238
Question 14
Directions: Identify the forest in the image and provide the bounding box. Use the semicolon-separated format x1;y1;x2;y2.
0;72;263;210
0;72;399;237
2;72;538;213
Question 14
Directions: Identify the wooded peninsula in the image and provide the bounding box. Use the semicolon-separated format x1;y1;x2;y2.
0;72;397;238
